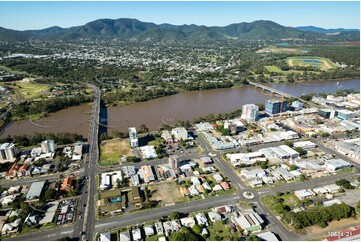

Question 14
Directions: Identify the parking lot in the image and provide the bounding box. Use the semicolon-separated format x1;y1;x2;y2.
56;199;76;225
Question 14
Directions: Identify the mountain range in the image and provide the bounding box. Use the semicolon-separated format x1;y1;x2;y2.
0;18;359;42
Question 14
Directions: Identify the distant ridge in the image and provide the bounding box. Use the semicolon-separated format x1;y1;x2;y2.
0;18;359;42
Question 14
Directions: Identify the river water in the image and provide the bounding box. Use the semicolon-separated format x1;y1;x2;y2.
1;79;359;137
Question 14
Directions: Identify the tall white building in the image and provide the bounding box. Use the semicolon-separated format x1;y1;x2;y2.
241;104;259;123
41;140;56;154
0;143;16;163
128;127;138;148
171;127;188;141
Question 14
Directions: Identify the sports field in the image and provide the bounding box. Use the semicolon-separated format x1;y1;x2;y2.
286;56;338;71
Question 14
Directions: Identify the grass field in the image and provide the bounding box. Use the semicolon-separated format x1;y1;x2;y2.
265;65;304;75
286;56;338;71
199;56;217;63
99;138;133;166
208;221;238;240
5;80;50;100
257;45;305;54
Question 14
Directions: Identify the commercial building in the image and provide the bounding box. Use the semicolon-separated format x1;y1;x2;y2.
0;143;16;163
161;130;173;144
318;109;337;119
128;127;138;148
337;110;359;120
265;99;288;115
41;140;56;153
171;127;188;141
26;181;45;201
140;145;158;159
231;212;264;233
139;165;155;183
291;100;304;110
325;159;352;172
241;104;259;123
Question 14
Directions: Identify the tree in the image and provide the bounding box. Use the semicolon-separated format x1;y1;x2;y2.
44;189;56;201
99;132;108;141
192;224;202;234
294;147;306;156
170;211;180;220
246;235;260;241
169;227;202;241
139;124;149;133
335;179;354;190
260;161;268;169
289;165;297;171
284;141;293;147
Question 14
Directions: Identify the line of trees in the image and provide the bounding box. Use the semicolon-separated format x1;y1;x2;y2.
0;132;84;147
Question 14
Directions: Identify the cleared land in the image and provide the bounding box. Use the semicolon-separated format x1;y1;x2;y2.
303;217;360;241
286;56;338;71
149;182;185;204
257;45;305;54
100;138;132;166
5;79;50;101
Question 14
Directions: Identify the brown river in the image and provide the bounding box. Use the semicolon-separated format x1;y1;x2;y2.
1;79;359;137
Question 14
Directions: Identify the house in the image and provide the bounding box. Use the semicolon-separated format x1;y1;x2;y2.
275;167;295;181
131;187;142;206
220;182;230;190
191;176;201;185
294;141;317;149
24;213;39;226
323;199;342;207
17;164;31;177
200;157;212;165
162;220;181;236
212;184;223;191
195;213;208;226
144;225;155;236
60;175;75;192
100;233;111;241
208;211;222;222
202;182;212;191
214;205;232;214
7;186;21;194
1;194;19;206
279;145;300;158
131;227;142;241
2;218;21;235
241;168;266;179
188;185;199;196
5;163;19;178
294;189;315;200
213;173;223;182
180;217;196;227
179;187;190;197
155;222;164;235
323;184;342;194
196;185;205;194
249;179;263;188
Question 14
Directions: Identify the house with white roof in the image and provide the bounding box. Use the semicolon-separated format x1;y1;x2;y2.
180;217;196;227
208;211;222;222
195;213;208;226
294;189;315;200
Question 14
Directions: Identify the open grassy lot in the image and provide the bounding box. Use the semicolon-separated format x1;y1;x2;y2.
261;193;300;214
286;56;338;71
257;45;305;54
99;138;132;166
208;221;240;240
265;65;305;75
148;182;185;204
199;56;217;63
6;80;50;100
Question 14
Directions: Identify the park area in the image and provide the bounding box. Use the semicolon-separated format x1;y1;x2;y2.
7;79;50;100
287;56;338;71
99;138;133;166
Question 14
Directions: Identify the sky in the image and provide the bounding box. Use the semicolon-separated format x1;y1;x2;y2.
0;1;359;30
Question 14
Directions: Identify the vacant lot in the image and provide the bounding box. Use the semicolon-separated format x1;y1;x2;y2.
303;217;360;240
148;182;184;204
100;138;132;166
9;79;50;100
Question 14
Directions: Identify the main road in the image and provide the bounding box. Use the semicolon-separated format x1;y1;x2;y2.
72;83;101;241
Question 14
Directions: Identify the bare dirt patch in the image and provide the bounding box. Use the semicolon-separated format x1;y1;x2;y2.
149;182;183;204
302;217;360;240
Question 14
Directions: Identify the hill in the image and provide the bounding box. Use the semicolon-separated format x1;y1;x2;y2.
0;18;359;42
